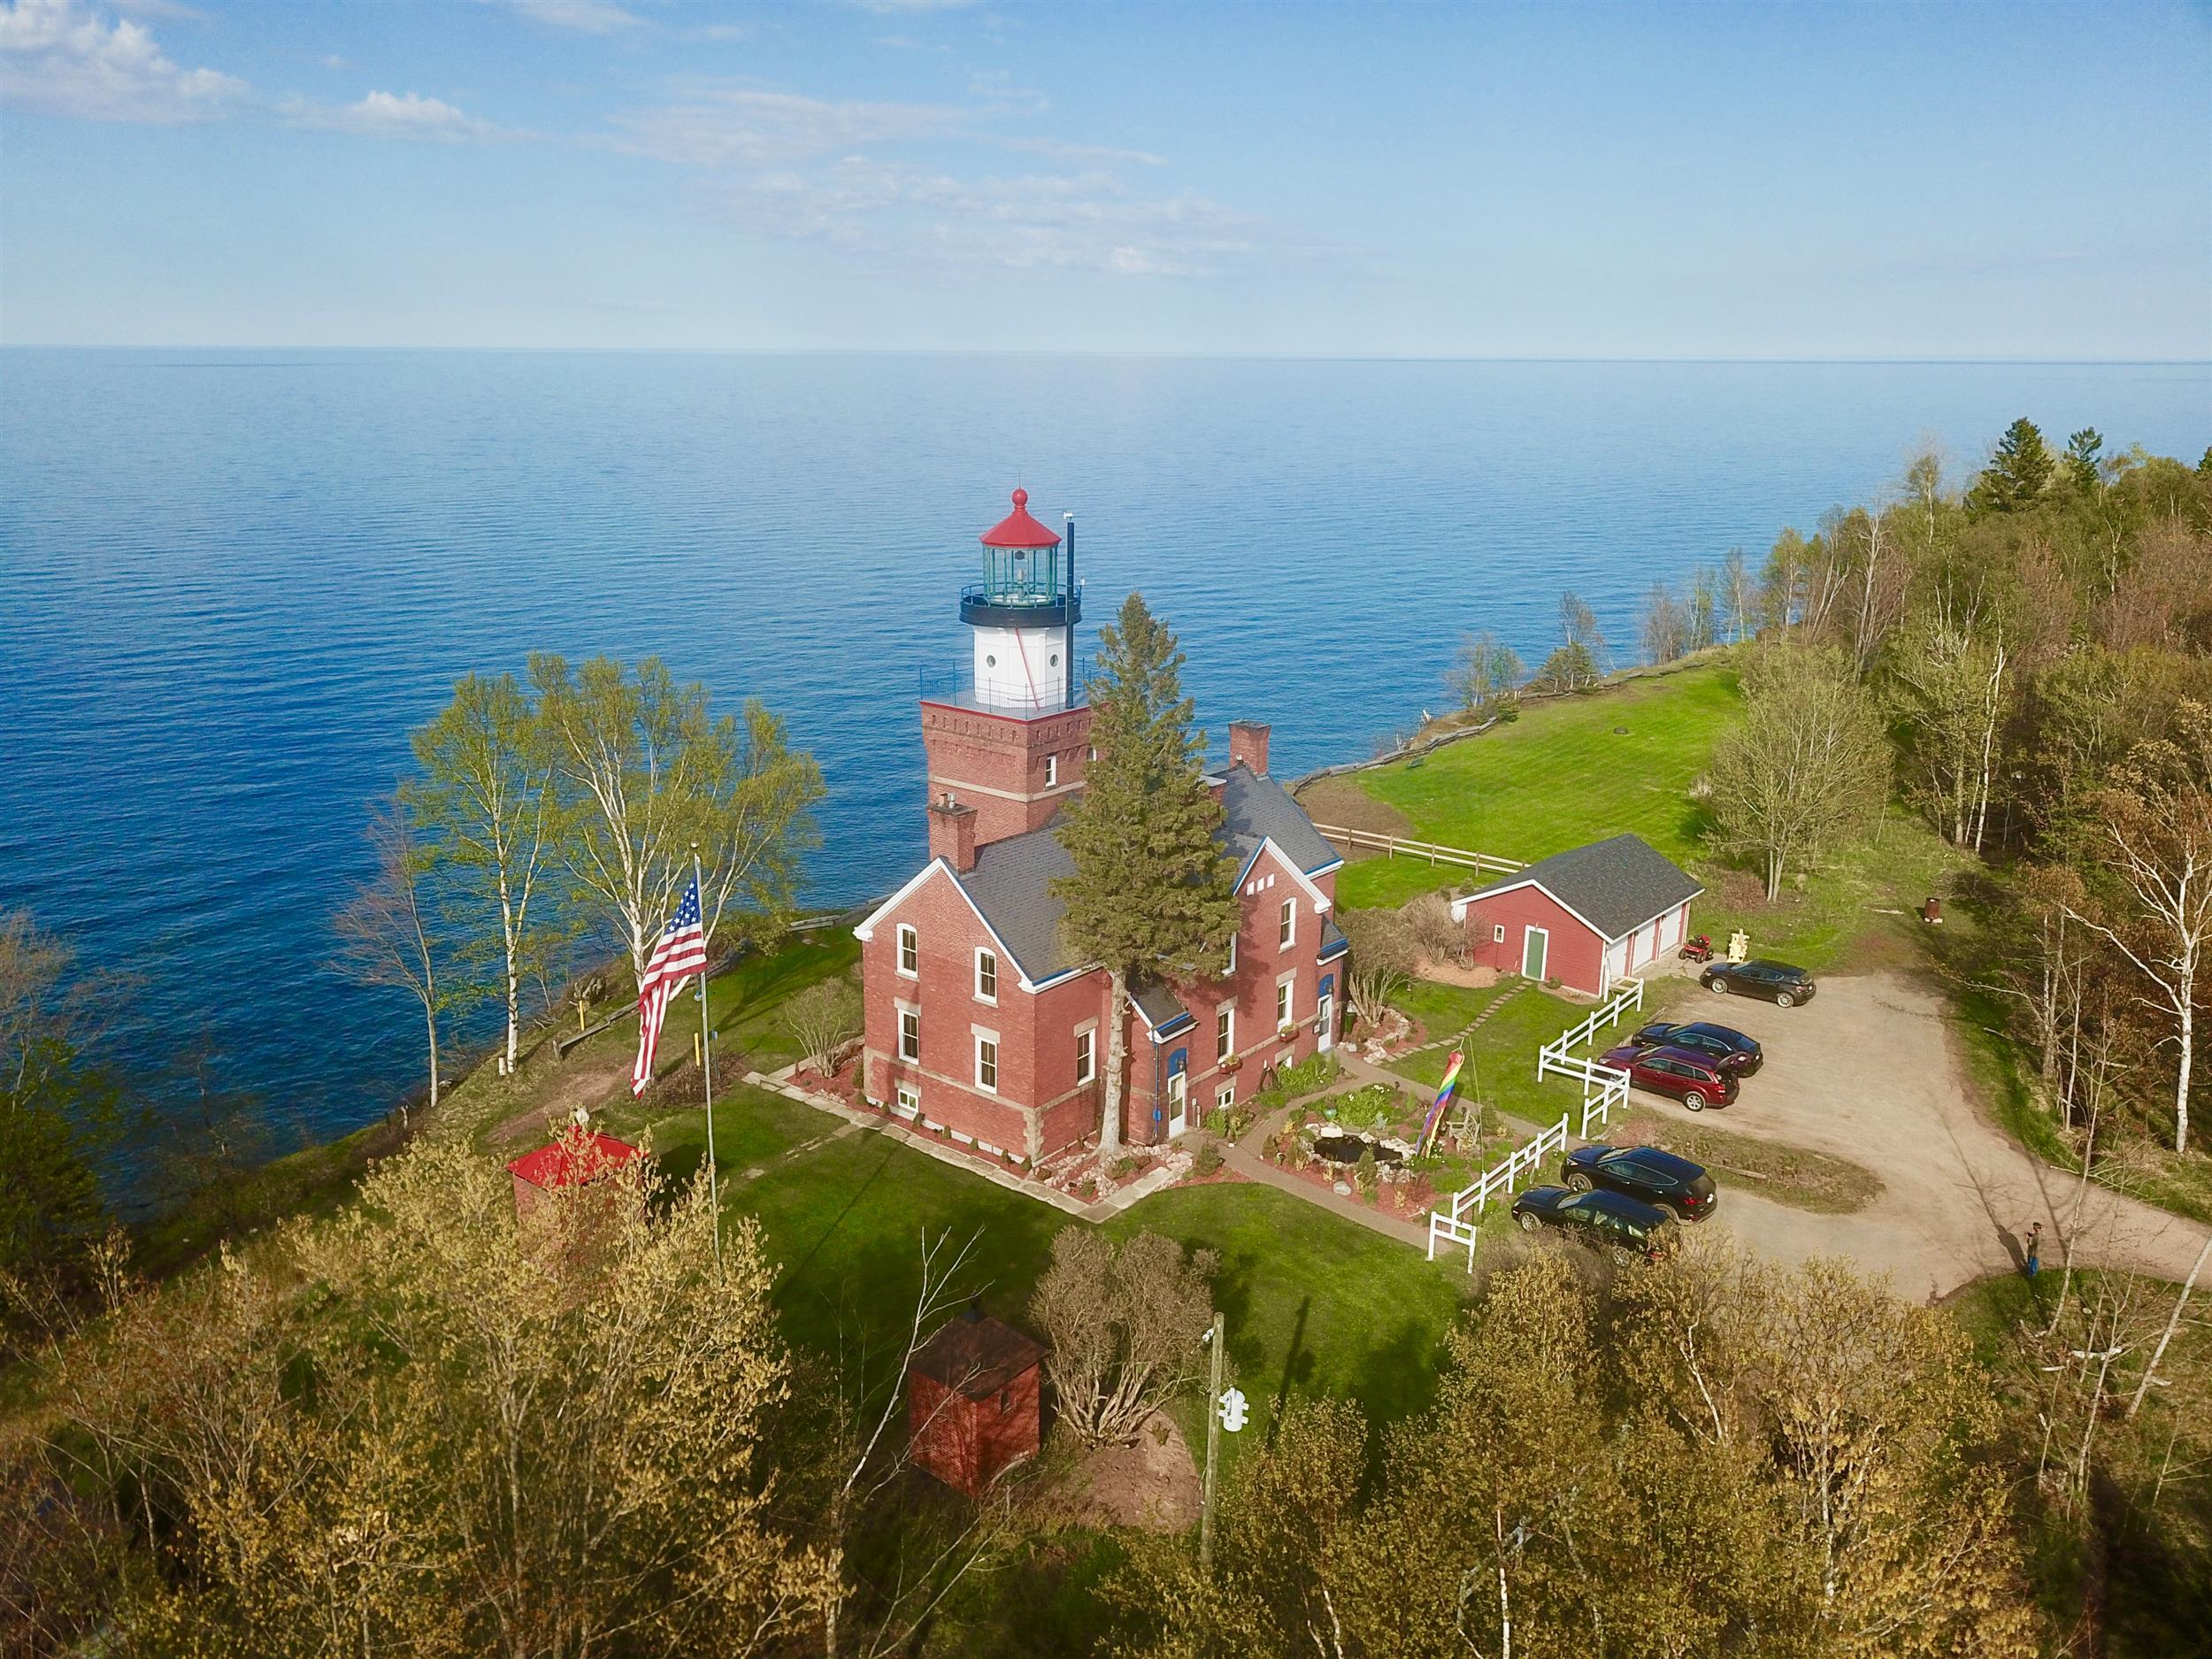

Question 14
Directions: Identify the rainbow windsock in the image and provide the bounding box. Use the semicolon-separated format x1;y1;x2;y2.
1417;1049;1464;1156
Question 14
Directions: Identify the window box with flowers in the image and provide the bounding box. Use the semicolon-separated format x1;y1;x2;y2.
1218;1051;1243;1073
1276;1023;1299;1045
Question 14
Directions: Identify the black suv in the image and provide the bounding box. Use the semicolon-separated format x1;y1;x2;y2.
1509;1186;1679;1261
1699;958;1816;1008
1563;1144;1717;1220
1628;1021;1763;1074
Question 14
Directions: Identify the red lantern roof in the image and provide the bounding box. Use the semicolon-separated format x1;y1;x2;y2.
979;488;1062;549
505;1133;641;1192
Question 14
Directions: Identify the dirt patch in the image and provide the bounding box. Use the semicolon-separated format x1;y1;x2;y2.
1414;958;1497;989
490;1063;627;1150
1036;1410;1200;1531
1615;1114;1883;1215
1290;775;1412;849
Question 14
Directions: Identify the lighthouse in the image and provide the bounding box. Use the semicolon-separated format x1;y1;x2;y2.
918;489;1095;849
964;487;1079;710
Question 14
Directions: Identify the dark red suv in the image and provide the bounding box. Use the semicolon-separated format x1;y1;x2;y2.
1599;1042;1740;1111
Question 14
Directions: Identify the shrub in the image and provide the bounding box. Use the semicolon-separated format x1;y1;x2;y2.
1076;1177;1099;1202
1107;1153;1141;1181
1402;891;1463;964
1354;1145;1379;1196
1191;1138;1225;1178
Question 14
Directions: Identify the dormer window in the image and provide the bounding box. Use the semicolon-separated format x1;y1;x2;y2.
897;924;918;978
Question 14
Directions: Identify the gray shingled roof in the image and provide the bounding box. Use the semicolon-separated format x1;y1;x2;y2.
1133;979;1194;1033
1220;764;1340;878
1466;833;1701;941
952;762;1339;987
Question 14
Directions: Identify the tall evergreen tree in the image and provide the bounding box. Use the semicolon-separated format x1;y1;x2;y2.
1967;418;2056;515
2064;426;2105;496
1053;595;1240;1155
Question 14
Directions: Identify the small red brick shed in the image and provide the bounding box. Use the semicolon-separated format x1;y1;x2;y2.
505;1132;641;1219
908;1307;1048;1499
1450;833;1702;997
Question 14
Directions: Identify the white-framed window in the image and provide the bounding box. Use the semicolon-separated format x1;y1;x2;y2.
1217;1081;1236;1112
1279;898;1295;949
1492;923;1506;945
1044;755;1058;788
1075;1026;1095;1085
898;1006;920;1062
894;1084;919;1118
975;948;997;1004
896;924;918;978
1225;935;1237;974
1275;977;1294;1029
1216;1004;1234;1062
974;1031;999;1094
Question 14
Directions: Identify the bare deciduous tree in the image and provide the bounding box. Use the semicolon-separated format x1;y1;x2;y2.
330;795;452;1114
1029;1230;1216;1446
2064;704;2212;1153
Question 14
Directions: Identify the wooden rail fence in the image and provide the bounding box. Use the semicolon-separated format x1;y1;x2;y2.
1310;824;1524;877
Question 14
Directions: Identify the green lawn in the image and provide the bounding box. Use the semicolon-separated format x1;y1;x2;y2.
1385;978;1640;1132
1331;662;1744;910
704;1114;1470;1482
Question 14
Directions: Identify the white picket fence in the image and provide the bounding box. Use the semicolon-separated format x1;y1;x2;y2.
1425;1111;1571;1271
1423;977;1650;1271
1539;977;1645;1138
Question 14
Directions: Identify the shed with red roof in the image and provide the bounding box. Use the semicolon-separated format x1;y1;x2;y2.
506;1132;641;1219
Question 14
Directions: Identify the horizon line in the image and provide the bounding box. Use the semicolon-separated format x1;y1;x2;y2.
3;345;2207;368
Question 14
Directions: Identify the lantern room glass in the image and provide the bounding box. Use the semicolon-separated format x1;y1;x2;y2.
979;544;1064;606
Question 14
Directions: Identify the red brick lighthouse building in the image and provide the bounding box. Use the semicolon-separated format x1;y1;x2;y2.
852;490;1348;1167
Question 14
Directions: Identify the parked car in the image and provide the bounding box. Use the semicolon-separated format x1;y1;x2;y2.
1599;1041;1740;1111
1699;958;1816;1008
1627;1020;1763;1075
1510;1186;1679;1261
1563;1143;1718;1220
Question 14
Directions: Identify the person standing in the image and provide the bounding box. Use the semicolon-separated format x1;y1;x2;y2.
2024;1220;2043;1279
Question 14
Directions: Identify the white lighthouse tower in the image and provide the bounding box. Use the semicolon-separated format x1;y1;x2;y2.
964;488;1079;710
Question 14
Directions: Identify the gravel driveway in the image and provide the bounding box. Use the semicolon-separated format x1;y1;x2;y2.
1621;971;2209;1299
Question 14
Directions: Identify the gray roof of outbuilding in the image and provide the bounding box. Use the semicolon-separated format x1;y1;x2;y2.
952;762;1338;987
1467;833;1701;941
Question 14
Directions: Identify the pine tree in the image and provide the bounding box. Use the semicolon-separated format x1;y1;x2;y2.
1053;594;1240;1155
2063;426;2104;496
1966;417;2055;515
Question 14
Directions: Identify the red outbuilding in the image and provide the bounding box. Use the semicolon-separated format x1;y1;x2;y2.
1449;833;1701;997
505;1131;641;1219
908;1307;1049;1499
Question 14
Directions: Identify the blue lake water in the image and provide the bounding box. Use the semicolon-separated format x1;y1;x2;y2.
2;351;2206;1173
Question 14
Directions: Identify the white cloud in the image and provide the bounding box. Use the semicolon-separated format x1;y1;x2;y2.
699;154;1261;278
298;88;497;142
319;52;345;70
485;0;641;33
0;0;245;123
845;0;980;13
610;83;964;167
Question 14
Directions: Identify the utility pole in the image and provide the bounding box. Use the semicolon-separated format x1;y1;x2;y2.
1200;1309;1225;1573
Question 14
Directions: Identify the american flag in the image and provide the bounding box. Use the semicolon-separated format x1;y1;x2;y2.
632;876;709;1096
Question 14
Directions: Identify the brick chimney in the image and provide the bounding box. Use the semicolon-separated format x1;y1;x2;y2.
928;792;979;873
1228;720;1271;777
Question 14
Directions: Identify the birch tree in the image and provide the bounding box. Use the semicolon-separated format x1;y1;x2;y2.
1049;595;1240;1156
2065;705;2212;1153
531;655;824;981
404;672;557;1073
1707;645;1889;901
1886;611;2011;851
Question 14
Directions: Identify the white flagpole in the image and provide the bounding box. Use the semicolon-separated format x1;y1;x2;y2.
693;842;721;1276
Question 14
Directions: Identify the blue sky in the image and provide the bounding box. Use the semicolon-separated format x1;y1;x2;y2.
3;0;2207;357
